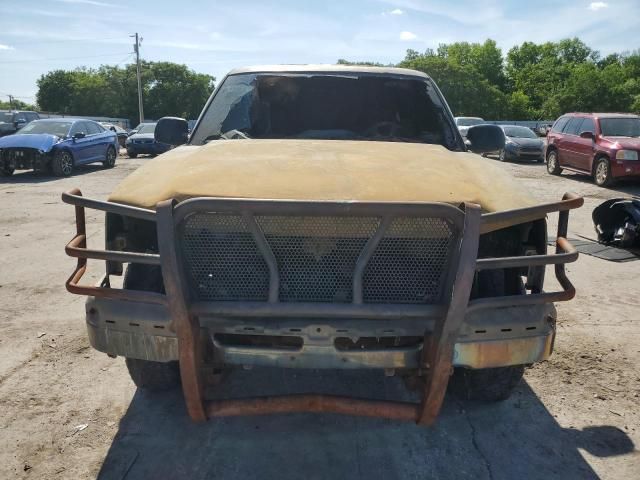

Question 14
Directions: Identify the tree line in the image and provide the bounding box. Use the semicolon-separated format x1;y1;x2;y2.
35;62;215;124
342;37;640;120
17;37;640;123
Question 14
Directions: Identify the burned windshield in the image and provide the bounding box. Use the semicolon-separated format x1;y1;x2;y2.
190;73;458;148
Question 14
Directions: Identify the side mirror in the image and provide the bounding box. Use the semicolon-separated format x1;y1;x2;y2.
579;131;595;140
73;132;86;140
155;117;188;145
466;124;505;154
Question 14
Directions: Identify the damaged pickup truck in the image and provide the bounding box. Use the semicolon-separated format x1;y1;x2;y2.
63;65;582;425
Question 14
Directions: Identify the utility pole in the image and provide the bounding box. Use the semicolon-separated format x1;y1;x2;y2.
8;94;14;110
132;33;144;124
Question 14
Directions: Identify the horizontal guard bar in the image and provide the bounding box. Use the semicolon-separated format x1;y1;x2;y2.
191;302;447;319
62;189;156;222
65;267;167;305
476;237;577;271
480;192;583;234
66;234;161;265
206;394;420;422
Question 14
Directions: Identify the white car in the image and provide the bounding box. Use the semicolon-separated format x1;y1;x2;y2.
455;116;485;140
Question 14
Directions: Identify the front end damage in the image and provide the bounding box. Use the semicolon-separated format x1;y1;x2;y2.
62;189;582;424
0;147;50;172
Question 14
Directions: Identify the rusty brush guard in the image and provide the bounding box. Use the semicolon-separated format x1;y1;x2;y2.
62;189;583;424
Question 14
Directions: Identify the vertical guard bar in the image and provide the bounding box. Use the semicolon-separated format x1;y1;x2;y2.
243;212;280;303
157;199;207;422
352;216;392;304
418;203;481;425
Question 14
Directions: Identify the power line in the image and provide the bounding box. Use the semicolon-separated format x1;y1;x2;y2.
0;52;132;65
3;36;124;46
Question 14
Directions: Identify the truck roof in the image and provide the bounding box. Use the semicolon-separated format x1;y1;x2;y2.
227;64;430;79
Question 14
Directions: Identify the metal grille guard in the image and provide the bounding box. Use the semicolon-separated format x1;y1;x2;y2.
62;188;583;425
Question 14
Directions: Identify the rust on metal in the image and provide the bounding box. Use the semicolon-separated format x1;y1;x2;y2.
157;198;208;421
418;202;481;425
206;394;420;422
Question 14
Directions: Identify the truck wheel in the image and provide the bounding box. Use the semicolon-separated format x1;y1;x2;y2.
52;150;74;177
450;365;525;402
122;264;179;391
128;152;137;158
103;145;116;168
125;358;180;391
546;149;562;175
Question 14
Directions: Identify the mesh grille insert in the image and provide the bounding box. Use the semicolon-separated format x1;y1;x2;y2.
257;216;380;302
362;217;454;304
178;212;456;304
180;214;269;301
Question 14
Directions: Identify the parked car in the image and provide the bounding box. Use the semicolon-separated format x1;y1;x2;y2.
454;116;485;140
546;113;640;186
62;65;581;425
0;118;118;177
125;122;170;157
497;125;545;162
0;110;40;137
100;122;128;148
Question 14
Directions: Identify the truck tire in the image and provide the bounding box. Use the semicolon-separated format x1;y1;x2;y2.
451;265;525;402
450;365;525;402
125;358;180;391
123;263;179;391
0;165;14;176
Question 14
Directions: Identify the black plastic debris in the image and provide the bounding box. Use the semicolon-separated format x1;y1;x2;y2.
593;198;640;248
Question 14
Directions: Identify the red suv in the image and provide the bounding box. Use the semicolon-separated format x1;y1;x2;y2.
545;113;640;186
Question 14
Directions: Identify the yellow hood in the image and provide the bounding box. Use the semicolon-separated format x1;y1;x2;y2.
109;140;535;212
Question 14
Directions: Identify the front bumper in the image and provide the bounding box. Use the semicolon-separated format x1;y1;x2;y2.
86;295;556;369
505;144;543;160
611;159;640;179
0;147;50;171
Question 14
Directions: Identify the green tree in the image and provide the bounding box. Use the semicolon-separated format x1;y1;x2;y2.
35;62;215;124
36;70;76;113
399;50;508;118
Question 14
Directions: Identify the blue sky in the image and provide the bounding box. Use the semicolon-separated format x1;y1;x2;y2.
0;0;638;104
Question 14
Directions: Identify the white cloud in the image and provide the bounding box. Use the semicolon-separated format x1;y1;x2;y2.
399;31;417;41
53;0;113;7
389;8;404;15
588;1;608;10
0;44;14;50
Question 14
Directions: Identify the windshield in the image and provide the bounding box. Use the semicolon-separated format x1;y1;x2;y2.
456;118;483;127
190;73;459;148
18;121;71;137
0;112;14;123
503;126;537;139
600;118;640;137
137;124;156;134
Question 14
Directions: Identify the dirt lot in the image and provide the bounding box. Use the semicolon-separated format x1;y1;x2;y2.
0;153;639;479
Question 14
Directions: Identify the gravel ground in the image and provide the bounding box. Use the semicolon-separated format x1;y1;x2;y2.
0;152;638;479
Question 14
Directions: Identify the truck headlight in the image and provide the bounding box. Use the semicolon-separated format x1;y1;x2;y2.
616;150;638;161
